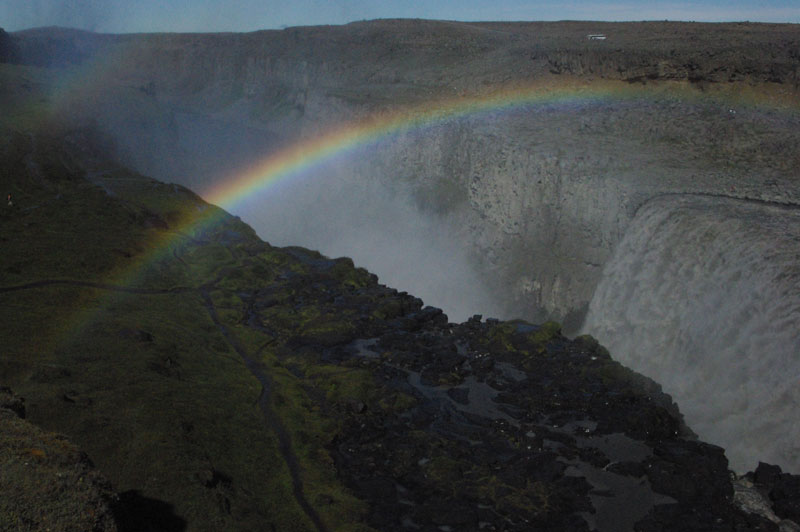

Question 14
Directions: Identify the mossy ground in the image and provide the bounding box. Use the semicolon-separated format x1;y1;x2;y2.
0;408;119;532
0;71;383;527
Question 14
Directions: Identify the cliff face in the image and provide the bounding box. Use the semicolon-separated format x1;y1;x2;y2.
14;21;800;85
0;28;19;63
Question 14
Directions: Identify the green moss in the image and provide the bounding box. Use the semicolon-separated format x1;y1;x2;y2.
379;391;418;413
327;257;373;289
4;291;306;529
483;322;517;353
0;91;380;528
0;227;337;530
476;474;504;500
525;320;562;349
0;183;150;283
0;412;118;532
596;360;639;387
481;319;563;357
268;364;371;529
298;317;357;347
371;298;406;320
424;455;465;485
315;367;375;405
183;243;233;278
574;334;612;359
505;480;553;516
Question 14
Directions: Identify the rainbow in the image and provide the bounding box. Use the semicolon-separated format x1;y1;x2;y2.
94;75;800;289
34;58;799;348
39;35;799;230
45;79;640;347
199;78;800;213
129;81;627;263
202;80;626;210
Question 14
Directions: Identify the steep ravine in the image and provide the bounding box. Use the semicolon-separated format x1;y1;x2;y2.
259;100;800;329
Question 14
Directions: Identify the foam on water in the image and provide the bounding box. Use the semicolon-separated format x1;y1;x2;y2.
582;194;800;473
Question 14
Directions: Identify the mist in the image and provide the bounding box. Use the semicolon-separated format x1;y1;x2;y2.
582;195;800;473
81;97;507;322
233;159;506;323
2;0;111;32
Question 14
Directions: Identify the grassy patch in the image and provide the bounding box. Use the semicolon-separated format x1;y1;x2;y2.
268;359;373;529
0;117;371;528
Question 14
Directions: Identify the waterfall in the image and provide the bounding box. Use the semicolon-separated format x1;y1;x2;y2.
582;194;800;473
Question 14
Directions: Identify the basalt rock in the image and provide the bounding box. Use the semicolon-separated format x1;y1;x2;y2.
0;28;19;64
750;463;800;525
317;310;778;531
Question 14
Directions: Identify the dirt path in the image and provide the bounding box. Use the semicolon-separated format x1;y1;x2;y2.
0;279;192;294
1;277;329;531
199;288;329;532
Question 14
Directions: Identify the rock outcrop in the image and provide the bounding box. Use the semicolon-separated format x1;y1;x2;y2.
0;28;19;63
750;463;800;526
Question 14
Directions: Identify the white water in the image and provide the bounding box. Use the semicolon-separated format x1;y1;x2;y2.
582;195;800;473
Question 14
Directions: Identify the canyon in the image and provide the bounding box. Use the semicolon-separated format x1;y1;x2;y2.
15;19;799;471
2;19;800;529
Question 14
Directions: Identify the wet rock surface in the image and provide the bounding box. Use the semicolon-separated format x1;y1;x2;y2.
738;463;800;528
236;247;781;531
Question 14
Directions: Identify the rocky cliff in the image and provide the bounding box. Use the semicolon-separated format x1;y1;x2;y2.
3;21;800;527
2;60;800;530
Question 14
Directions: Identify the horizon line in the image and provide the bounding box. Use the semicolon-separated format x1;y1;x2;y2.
7;17;799;35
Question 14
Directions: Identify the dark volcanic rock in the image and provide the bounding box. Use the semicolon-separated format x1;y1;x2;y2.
12;21;800;86
277;293;770;531
0;385;25;418
750;462;800;524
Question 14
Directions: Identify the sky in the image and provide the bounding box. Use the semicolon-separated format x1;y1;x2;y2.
1;0;798;33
